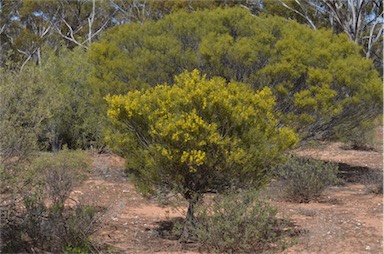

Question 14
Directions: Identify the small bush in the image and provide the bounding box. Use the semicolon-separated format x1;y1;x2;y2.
275;157;339;203
193;189;292;253
21;196;100;253
1;149;100;253
338;118;382;151
0;197;25;252
361;170;383;194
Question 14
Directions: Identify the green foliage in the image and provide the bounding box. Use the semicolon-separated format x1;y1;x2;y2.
41;47;103;149
0;66;60;158
0;47;103;155
194;189;291;253
111;0;229;23
28;148;90;200
274;156;339;203
0;0;116;70
106;70;298;221
63;205;99;254
337;117;382;151
1;149;97;253
262;0;383;76
90;7;382;143
263;0;328;28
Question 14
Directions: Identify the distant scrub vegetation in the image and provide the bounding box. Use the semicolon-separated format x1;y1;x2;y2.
0;8;381;154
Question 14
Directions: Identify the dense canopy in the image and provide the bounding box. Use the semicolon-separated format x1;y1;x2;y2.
106;70;298;220
90;8;382;142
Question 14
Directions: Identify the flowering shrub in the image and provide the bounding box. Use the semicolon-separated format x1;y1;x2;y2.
106;70;298;234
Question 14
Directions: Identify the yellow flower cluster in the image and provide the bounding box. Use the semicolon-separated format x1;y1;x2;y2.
181;150;206;167
106;69;299;176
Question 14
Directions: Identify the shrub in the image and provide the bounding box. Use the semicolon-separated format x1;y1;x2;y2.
0;149;100;253
0;67;59;158
0;196;24;252
193;189;291;253
106;69;298;239
28;148;90;204
0;47;103;154
21;197;100;253
90;7;382;143
274;156;339;202
338;116;382;151
361;170;383;194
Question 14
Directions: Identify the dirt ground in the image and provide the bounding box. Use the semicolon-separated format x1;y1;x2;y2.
72;128;383;253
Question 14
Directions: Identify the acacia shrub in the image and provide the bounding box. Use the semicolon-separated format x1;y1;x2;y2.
106;70;298;239
90;7;382;143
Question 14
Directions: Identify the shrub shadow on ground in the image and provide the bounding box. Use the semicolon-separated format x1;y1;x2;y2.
154;217;185;240
337;162;382;183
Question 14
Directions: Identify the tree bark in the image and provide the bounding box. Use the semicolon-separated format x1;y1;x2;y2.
180;192;199;242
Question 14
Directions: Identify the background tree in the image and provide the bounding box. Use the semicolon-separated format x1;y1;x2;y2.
0;66;60;159
110;0;215;24
106;70;298;239
0;46;102;155
55;0;116;50
41;47;102;150
0;0;116;71
89;7;382;144
0;0;21;69
0;0;252;72
261;0;383;75
2;1;381;74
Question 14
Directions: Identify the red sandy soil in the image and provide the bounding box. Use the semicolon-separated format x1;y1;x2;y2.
72;127;383;253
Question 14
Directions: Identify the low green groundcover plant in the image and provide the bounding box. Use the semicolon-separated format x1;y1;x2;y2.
274;156;339;202
183;189;294;253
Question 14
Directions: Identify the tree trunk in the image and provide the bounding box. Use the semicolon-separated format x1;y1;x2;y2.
179;193;199;242
50;124;61;152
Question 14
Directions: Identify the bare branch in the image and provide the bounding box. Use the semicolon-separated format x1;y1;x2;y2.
323;0;353;40
278;0;318;29
5;33;14;45
87;0;96;46
40;25;52;38
0;24;6;34
365;19;383;58
57;19;88;49
84;18;109;43
84;7;116;44
16;48;30;56
19;54;32;73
